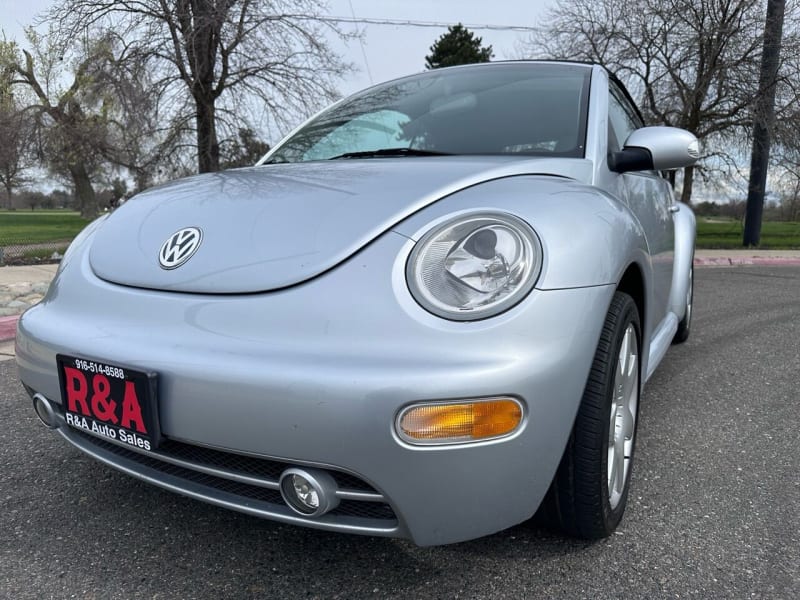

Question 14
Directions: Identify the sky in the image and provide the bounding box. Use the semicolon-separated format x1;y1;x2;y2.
0;0;755;202
0;0;556;194
325;0;554;94
0;0;554;97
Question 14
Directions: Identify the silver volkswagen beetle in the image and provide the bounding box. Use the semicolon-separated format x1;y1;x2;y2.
16;61;697;546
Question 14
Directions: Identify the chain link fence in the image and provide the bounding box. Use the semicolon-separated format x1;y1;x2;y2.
0;239;68;266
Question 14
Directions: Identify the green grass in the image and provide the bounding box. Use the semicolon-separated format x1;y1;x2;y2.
2;209;798;250
0;210;91;244
696;218;800;249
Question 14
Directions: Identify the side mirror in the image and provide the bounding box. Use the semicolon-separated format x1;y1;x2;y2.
610;126;700;173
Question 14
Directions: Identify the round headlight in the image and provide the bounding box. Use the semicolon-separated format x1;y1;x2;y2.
406;212;542;320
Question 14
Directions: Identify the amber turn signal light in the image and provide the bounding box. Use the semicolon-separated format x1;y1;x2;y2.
397;397;523;445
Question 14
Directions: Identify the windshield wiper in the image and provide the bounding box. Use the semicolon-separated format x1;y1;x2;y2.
328;148;452;160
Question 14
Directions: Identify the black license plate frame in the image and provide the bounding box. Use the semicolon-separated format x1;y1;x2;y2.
56;354;161;451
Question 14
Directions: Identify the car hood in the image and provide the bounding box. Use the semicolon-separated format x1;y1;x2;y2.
88;156;592;293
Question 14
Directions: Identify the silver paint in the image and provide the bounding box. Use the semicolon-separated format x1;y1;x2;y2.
623;126;700;171
16;62;697;545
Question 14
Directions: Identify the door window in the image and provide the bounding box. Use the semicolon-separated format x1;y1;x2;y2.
608;85;643;152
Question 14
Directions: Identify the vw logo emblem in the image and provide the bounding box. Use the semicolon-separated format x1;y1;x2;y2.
159;227;203;270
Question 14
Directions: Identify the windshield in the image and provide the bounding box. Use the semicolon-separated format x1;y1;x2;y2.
266;63;591;163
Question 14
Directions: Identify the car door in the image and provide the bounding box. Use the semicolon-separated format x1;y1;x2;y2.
607;83;675;325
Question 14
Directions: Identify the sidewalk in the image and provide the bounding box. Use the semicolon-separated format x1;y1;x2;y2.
693;249;800;267
0;264;59;357
2;251;800;351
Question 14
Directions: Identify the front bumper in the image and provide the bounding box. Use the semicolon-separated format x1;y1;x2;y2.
17;231;614;545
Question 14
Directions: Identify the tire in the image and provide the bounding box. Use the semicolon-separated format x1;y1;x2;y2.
672;260;693;344
544;291;641;538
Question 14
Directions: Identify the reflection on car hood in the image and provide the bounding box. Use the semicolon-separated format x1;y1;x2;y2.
89;156;592;293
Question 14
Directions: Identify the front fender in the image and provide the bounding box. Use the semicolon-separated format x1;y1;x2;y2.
392;175;652;291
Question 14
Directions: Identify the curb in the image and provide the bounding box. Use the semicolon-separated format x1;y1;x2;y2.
694;257;800;267
0;315;18;343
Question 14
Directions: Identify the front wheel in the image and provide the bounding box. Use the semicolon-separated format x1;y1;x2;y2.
545;291;641;538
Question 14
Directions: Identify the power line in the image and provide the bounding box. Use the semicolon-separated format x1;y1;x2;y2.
304;15;539;32
346;1;373;84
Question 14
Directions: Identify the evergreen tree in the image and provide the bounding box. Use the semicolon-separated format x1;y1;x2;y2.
425;24;493;69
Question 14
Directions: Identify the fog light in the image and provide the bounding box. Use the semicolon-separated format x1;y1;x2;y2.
32;393;58;429
279;468;339;517
290;475;318;510
396;397;523;445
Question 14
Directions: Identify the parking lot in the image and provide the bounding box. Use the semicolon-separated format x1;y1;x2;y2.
2;266;798;599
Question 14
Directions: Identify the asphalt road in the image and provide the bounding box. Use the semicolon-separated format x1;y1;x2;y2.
2;266;798;600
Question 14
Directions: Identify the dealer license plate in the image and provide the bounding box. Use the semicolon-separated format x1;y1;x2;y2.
57;354;160;451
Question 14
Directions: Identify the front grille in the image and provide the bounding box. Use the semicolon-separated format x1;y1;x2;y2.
68;428;397;523
156;438;377;493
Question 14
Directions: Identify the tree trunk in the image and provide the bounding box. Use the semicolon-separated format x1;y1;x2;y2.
3;180;12;209
680;166;694;205
195;94;219;173
69;163;97;219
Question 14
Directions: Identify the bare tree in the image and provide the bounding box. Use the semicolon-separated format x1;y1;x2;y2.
773;112;800;221
1;30;167;217
0;98;35;210
220;127;270;169
524;0;800;204
776;173;800;221
0;43;35;209
46;0;353;174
